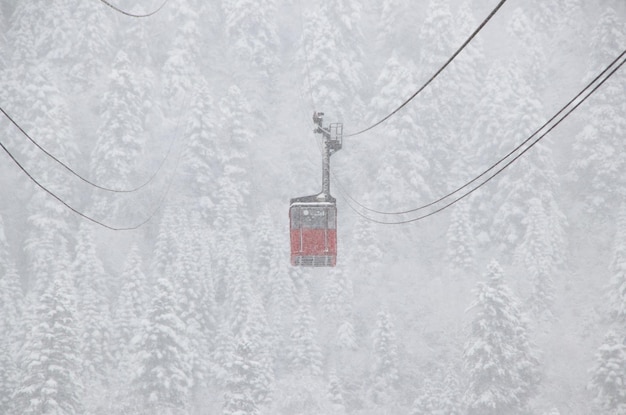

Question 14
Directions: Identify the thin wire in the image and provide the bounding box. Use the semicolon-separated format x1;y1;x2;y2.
345;0;508;138
346;54;625;225
0;88;193;231
340;49;626;216
0;140;144;230
0;105;176;193
98;0;169;18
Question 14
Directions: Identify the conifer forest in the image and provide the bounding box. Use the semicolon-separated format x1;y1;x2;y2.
1;0;625;414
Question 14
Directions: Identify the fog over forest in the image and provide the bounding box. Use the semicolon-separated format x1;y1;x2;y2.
0;0;625;414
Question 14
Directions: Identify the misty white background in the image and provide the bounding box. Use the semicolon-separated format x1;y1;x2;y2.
0;0;625;414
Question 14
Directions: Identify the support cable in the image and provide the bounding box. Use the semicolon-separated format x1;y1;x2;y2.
0;105;175;193
344;51;625;225
0;91;192;231
98;0;169;18
0;140;147;230
345;0;508;138
340;49;626;216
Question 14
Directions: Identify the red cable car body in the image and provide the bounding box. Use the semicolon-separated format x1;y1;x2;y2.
289;194;337;267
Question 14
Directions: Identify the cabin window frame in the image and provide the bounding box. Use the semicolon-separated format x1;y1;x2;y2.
291;205;335;230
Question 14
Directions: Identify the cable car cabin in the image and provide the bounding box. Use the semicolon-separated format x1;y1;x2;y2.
289;194;337;267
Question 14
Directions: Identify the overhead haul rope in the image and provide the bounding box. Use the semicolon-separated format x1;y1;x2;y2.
98;0;169;18
0;105;176;193
345;49;626;216
345;0;508;138
0;140;150;230
0;90;193;231
346;50;626;225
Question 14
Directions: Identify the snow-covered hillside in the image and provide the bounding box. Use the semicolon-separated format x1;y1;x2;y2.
0;0;624;414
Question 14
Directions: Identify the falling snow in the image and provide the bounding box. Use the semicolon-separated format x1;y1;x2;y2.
0;0;625;414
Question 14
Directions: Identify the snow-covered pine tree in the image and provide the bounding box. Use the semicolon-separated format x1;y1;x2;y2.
265;252;297;343
34;0;76;70
223;337;264;415
5;0;71;70
320;267;357;350
369;308;399;406
410;372;462;415
1;5;35;148
410;378;442;415
516;198;556;319
555;0;584;39
327;371;347;415
73;223;114;412
446;200;477;274
0;228;22;414
68;0;113;89
221;276;273;412
376;0;415;54
268;279;330;413
324;0;366;123
527;0;561;37
493;84;563;255
91;50;145;217
298;3;352;124
451;0;485;97
11;252;83;415
0;334;15;415
447;0;486;158
169;213;213;390
119;3;157;131
336;319;358;351
365;52;431;212
250;206;278;294
349;206;383;279
440;370;464;415
13;65;78;160
608;202;626;323
321;267;346;321
212;84;254;300
417;0;455;70
218;202;274;411
181;84;219;220
412;0;459;189
107;243;149;415
162;3;202;109
133;276;192;414
463;260;541;414
467;58;565;257
21;70;78;294
290;283;323;377
187;213;217;387
506;6;549;87
222;0;279;81
114;243;149;358
212;322;236;387
571;7;626;213
152;204;184;280
588;330;626;414
5;2;37;67
0;5;6;71
0;215;22;335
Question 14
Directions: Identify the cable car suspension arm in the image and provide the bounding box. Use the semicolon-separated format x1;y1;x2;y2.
312;111;342;197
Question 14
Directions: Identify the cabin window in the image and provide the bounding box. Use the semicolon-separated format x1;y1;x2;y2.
291;206;334;229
